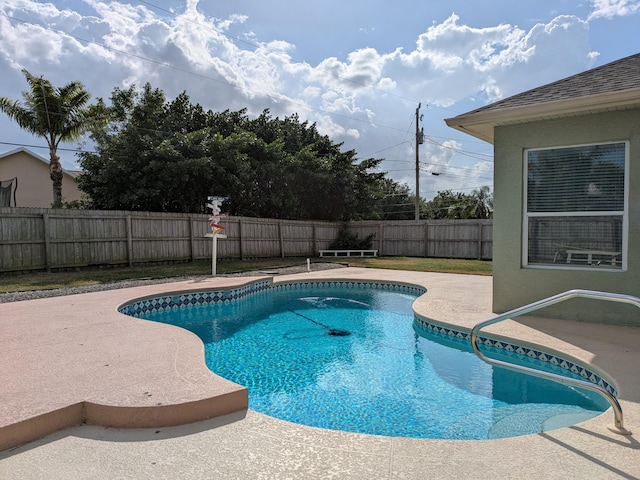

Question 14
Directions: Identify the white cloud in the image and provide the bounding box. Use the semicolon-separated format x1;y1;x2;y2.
426;139;459;169
589;0;640;19
0;2;598;118
421;140;494;196
382;13;592;106
415;13;531;72
377;77;396;90
0;0;615;198
0;19;62;67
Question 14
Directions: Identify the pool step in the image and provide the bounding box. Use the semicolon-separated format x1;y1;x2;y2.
487;404;600;439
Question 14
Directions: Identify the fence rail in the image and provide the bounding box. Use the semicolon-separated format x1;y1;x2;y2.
0;207;492;273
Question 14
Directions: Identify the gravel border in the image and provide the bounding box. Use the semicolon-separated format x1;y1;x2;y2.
0;262;347;304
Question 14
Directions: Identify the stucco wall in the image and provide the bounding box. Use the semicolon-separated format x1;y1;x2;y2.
493;108;640;326
0;150;83;207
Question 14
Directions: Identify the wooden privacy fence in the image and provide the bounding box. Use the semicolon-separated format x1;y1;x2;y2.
0;207;492;273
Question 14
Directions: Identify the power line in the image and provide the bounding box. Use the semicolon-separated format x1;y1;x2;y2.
0;141;94;154
419;164;493;179
424;136;494;162
358;140;412;159
1;12;412;135
1;11;498;179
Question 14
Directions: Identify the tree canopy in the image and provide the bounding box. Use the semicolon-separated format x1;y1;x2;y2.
78;83;412;220
423;186;493;219
0;70;96;207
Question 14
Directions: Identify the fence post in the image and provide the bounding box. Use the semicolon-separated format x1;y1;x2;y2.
424;222;429;258
278;220;285;258
239;218;245;261
42;213;51;273
312;223;318;257
126;214;133;267
477;223;483;260
188;214;195;262
378;223;384;256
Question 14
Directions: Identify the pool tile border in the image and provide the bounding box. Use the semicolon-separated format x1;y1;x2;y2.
269;280;427;296
119;279;616;398
119;279;426;317
414;316;617;397
118;279;273;316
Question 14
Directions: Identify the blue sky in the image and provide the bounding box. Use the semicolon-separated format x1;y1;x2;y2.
1;0;639;200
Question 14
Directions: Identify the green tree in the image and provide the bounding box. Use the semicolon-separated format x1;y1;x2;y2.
0;70;94;207
79;84;217;212
423;186;493;219
79;85;407;220
424;190;463;219
371;179;424;220
467;186;493;219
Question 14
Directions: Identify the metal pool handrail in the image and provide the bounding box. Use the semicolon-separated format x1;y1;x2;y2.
470;289;636;435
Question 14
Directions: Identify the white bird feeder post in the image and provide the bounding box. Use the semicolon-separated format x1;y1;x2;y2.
204;196;228;276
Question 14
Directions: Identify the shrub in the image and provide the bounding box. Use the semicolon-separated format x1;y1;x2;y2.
328;223;375;250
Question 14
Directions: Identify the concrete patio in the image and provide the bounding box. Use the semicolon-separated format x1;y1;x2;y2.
0;268;638;479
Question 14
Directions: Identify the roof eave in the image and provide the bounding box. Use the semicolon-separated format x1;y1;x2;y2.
445;87;640;145
0;147;82;177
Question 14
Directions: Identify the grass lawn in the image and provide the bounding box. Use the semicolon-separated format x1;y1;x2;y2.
0;257;491;293
344;256;492;275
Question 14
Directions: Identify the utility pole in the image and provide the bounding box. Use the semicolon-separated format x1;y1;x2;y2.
415;103;424;221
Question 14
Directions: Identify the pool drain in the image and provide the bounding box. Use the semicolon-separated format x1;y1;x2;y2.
327;328;350;336
287;305;351;337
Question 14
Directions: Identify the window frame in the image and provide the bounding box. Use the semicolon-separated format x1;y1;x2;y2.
522;141;629;271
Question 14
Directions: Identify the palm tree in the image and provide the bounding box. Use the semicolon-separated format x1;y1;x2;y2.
0;70;92;207
469;185;493;219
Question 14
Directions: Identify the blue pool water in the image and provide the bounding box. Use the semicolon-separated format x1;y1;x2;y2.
137;283;608;440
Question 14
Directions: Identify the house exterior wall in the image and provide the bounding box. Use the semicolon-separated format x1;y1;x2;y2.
493;108;640;326
0;150;83;207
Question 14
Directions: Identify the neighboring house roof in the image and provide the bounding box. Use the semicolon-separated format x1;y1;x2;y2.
0;147;81;177
445;53;640;143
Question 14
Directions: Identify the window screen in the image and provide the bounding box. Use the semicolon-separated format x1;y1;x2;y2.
525;142;626;269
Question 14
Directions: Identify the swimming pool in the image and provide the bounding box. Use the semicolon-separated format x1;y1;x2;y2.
121;280;611;440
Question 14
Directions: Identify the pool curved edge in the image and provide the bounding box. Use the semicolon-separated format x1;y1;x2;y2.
119;276;619;401
120;276;619;414
117;278;426;317
412;313;619;398
0;272;630;452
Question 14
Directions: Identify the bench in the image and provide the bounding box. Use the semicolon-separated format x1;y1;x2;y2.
319;249;378;257
565;249;621;266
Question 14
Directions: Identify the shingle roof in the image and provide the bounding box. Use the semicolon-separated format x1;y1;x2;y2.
445;53;640;143
465;53;640;115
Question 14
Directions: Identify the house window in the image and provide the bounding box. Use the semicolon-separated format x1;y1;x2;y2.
524;142;627;269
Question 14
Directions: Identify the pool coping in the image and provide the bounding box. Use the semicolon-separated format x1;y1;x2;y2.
1;268;638;469
119;277;618;398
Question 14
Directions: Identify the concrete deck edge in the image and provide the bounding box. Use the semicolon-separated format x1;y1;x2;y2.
2;269;637;454
84;389;248;429
0;278;262;452
1;387;248;452
0;404;84;452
